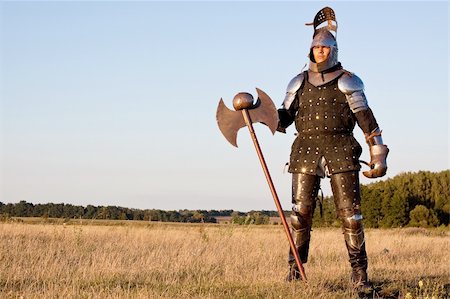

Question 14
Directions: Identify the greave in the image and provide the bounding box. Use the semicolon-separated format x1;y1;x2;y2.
331;171;369;283
288;173;320;267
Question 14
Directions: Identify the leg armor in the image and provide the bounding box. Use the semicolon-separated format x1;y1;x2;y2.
288;173;320;268
330;171;369;285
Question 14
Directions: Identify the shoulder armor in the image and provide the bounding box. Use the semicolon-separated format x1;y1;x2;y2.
338;72;369;113
282;73;305;109
286;73;305;93
338;72;364;95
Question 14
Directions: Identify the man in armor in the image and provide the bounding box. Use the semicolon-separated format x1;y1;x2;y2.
277;7;389;291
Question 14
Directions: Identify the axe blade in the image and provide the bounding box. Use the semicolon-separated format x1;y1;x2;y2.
216;98;246;147
249;88;279;135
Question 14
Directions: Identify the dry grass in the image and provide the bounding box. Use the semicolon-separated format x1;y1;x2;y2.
0;220;448;298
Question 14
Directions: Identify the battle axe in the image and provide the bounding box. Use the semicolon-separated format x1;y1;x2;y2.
216;88;307;282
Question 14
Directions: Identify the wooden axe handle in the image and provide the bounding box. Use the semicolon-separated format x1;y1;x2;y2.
241;109;307;282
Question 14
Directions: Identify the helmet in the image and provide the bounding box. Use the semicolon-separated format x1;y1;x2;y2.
307;7;339;72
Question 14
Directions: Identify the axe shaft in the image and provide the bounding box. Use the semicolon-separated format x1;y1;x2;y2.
241;109;307;282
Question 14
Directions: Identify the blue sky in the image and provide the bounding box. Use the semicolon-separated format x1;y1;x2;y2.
0;1;448;211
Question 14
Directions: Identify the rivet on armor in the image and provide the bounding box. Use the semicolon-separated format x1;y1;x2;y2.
323;87;326;89
308;88;312;91
315;116;320;120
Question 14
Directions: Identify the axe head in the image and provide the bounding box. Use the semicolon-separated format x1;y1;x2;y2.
216;88;279;147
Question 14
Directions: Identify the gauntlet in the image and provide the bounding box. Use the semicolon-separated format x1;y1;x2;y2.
363;129;389;178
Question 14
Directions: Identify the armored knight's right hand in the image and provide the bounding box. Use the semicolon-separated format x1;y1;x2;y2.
363;129;389;179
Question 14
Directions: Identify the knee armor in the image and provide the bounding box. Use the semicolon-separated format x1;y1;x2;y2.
342;213;365;251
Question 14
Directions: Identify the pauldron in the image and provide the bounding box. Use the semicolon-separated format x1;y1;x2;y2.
282;73;305;109
338;73;368;113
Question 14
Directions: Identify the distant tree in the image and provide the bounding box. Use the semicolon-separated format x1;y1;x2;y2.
409;205;439;227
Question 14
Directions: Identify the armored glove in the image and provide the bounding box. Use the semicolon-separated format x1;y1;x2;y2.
363;129;389;178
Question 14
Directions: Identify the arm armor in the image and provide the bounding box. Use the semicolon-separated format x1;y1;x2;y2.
338;73;389;178
362;128;389;179
283;73;304;110
338;73;368;113
277;73;305;132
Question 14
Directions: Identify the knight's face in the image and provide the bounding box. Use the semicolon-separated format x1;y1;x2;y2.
312;46;331;64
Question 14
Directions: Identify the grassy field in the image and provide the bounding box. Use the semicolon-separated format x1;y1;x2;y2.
0;219;448;298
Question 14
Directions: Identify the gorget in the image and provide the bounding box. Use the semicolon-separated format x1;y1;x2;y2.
308;69;345;87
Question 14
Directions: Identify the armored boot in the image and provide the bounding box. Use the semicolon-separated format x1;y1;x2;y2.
286;173;320;282
343;222;371;291
331;171;372;292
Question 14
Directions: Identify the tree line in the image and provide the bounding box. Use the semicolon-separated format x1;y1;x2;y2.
310;170;449;228
1;170;448;227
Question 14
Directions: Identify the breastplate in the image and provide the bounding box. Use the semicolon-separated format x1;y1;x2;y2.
288;75;362;175
295;77;355;135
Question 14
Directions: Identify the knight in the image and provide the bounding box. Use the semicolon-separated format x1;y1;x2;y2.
277;7;389;292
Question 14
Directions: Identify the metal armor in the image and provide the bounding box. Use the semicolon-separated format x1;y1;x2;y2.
287;72;362;175
282;73;305;110
288;171;368;285
307;7;339;73
338;73;369;113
